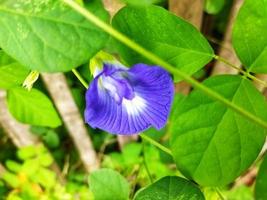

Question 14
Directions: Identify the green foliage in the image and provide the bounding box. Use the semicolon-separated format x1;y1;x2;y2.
89;168;130;200
0;0;267;198
205;0;225;14
31;126;60;148
134;176;205;200
225;185;253;200
2;145;55;198
0;0;109;72
102;142;175;187
1;145;93;200
0;50;29;89
170;75;267;186
121;0;166;6
255;154;267;200
233;0;267;73
7;87;62;127
112;5;214;81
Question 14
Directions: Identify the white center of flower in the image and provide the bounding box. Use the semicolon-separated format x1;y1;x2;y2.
122;95;147;116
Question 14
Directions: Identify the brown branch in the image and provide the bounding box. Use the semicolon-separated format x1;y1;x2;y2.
102;0;124;18
169;0;203;29
169;0;204;95
41;73;99;172
211;0;243;75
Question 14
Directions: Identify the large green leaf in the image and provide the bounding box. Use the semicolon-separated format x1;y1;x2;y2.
89;168;130;200
233;0;267;73
170;75;267;186
112;5;214;81
0;50;29;89
134;176;205;200
7;87;61;127
0;0;109;72
255;155;267;200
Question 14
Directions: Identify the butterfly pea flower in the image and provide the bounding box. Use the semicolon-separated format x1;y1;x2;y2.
85;52;174;135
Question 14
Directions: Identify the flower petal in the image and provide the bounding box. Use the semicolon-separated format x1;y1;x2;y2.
84;63;174;135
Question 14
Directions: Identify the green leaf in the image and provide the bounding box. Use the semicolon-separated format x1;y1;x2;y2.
17;146;37;160
225;185;253;200
42;130;60;148
205;0;225;14
255;155;267;200
7;88;61;127
233;0;267;73
0;0;109;72
122;0;166;6
2;171;20;188
33;167;56;188
5;160;22;173
38;152;53;167
21;159;39;176
112;5;214;81
170;75;267;186
134;176;205;200
89;168;130;200
0;50;29;89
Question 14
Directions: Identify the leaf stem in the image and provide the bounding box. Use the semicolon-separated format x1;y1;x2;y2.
72;69;89;89
215;187;226;200
63;0;267;130
214;55;267;88
142;142;154;183
140;134;172;156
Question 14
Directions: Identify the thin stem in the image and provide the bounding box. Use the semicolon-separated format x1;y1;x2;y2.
140;134;172;156
72;69;89;89
214;55;267;88
215;187;227;200
63;0;267;130
142;142;153;183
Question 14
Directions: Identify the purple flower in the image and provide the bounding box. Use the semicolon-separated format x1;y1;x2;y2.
85;62;174;135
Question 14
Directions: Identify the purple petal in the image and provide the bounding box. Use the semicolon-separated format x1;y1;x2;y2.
84;63;174;135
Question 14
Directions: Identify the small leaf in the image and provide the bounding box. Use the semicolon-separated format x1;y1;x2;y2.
17;146;37;160
5;160;22;173
233;0;267;73
112;5;214;81
134;176;205;200
170;75;267;186
89;168;130;200
38;153;53;167
0;0;109;72
7;88;61;127
255;155;267;200
205;0;225;14
42;130;60;148
33;167;56;189
2;172;20;188
0;50;29;89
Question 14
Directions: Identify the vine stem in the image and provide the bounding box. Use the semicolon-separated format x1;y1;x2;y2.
142;142;154;183
214;55;267;88
63;0;267;130
140;134;172;156
72;69;89;89
215;187;227;200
